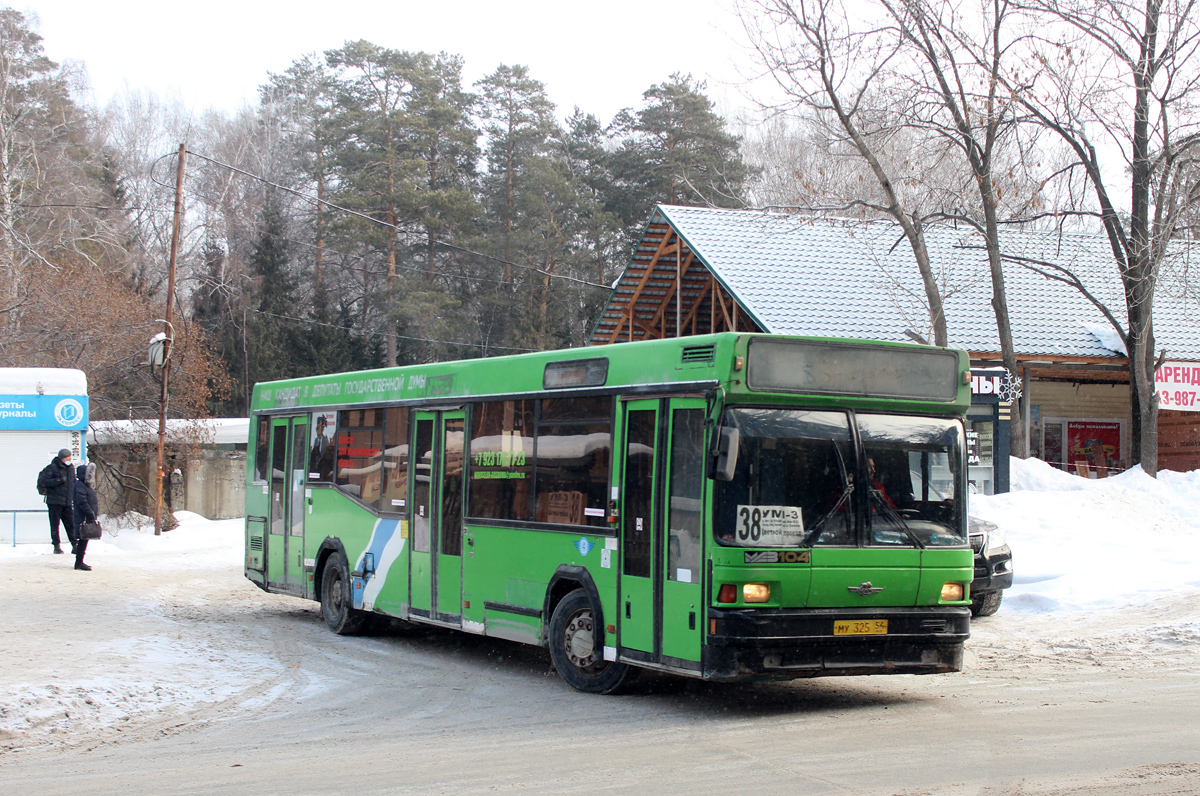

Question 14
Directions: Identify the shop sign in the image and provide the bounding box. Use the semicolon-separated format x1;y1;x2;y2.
970;369;1021;402
0;394;89;431
1155;361;1200;412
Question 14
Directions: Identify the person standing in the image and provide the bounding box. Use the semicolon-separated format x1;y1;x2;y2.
37;448;76;555
72;462;99;571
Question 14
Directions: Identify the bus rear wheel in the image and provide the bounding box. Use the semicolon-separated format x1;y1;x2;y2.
548;589;632;694
321;554;368;635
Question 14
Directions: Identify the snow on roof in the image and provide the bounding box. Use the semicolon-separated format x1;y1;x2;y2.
0;368;87;395
649;205;1200;361
90;418;248;446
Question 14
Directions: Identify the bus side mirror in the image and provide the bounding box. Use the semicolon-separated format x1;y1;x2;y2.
712;427;739;481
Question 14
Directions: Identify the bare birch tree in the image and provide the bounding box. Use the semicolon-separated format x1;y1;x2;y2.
741;0;950;346
1009;0;1200;474
880;0;1038;456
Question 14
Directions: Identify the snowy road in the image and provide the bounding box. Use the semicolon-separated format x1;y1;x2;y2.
3;521;1200;795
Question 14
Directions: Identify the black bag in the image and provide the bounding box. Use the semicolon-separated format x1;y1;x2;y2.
79;521;102;540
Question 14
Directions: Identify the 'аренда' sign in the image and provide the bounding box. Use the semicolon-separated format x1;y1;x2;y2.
1156;362;1200;411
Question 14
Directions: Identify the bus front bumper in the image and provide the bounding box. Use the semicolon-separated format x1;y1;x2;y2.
703;606;971;681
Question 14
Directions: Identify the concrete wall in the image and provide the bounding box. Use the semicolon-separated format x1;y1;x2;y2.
184;449;246;520
92;444;246;522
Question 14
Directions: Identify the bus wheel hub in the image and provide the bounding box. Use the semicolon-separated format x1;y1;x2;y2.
565;612;595;668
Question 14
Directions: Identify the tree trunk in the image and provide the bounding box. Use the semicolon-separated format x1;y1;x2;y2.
979;176;1027;457
386;206;398;368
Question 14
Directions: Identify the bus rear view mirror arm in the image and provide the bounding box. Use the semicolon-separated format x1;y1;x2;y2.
712;426;739;481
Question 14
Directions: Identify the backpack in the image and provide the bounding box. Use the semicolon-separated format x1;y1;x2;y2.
36;466;51;496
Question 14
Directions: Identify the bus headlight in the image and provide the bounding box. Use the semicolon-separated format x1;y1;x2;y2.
743;583;770;603
940;582;965;602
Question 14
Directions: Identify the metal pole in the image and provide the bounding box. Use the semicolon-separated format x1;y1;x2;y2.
155;144;185;536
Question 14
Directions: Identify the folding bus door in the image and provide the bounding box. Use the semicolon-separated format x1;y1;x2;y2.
618;397;706;669
659;399;705;665
267;415;307;593
410;409;465;625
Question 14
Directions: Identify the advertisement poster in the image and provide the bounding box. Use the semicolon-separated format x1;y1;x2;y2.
1066;421;1122;470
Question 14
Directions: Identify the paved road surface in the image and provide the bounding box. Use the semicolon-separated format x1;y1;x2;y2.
2;552;1198;795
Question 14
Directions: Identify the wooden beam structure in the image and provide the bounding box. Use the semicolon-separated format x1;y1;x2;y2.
591;217;762;344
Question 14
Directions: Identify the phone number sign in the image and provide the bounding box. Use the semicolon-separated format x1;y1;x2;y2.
1156;362;1200;411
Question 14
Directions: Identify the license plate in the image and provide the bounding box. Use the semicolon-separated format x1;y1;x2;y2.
833;619;888;636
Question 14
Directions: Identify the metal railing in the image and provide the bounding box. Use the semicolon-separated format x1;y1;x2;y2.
3;509;48;548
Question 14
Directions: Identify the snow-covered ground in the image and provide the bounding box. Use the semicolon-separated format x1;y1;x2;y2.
2;460;1199;754
971;458;1200;613
4;456;1199;615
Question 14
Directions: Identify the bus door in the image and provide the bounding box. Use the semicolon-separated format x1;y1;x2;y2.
619;397;706;669
267;415;308;593
410;409;465;624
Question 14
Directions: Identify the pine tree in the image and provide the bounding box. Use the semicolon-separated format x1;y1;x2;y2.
607;74;752;228
245;191;302;386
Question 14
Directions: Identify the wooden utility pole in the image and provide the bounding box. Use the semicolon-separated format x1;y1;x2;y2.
155;144;185;536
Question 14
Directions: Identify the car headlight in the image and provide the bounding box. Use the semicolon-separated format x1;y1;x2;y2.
986;523;1007;553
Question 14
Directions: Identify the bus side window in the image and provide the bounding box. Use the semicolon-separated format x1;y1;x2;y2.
667;409;704;582
381;407;410;512
535;396;612;527
254;417;270;482
467;400;534;522
335;408;385;506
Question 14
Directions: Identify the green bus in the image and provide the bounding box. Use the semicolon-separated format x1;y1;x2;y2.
245;333;974;693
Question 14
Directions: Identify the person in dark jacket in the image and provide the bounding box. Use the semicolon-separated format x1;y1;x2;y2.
37;449;76;555
72;462;99;571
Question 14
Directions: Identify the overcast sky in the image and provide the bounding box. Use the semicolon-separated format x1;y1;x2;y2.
25;0;768;124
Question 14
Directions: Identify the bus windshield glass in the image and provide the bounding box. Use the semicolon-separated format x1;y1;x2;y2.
714;408;966;548
858;413;966;547
714;408;855;548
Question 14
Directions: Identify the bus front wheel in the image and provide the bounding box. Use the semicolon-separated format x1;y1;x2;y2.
548;589;632;694
321;554;368;635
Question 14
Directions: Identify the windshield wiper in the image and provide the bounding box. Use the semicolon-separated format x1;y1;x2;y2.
803;483;853;546
872;490;926;548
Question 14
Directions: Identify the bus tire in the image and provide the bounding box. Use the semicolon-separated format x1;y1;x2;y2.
321;554;367;635
548;588;632;694
970;589;1003;618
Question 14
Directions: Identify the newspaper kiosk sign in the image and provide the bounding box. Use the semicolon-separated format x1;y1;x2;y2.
1156;362;1200;412
0;394;89;430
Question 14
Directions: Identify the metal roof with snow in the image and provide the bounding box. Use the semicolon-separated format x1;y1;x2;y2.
590;205;1200;363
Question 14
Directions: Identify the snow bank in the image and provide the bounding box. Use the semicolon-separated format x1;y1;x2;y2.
0;511;244;569
972;458;1200;613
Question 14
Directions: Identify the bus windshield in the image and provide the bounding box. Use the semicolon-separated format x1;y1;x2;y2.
714;408;966;548
857;413;966;548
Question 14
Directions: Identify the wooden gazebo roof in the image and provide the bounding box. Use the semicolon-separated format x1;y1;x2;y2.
589;218;761;344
